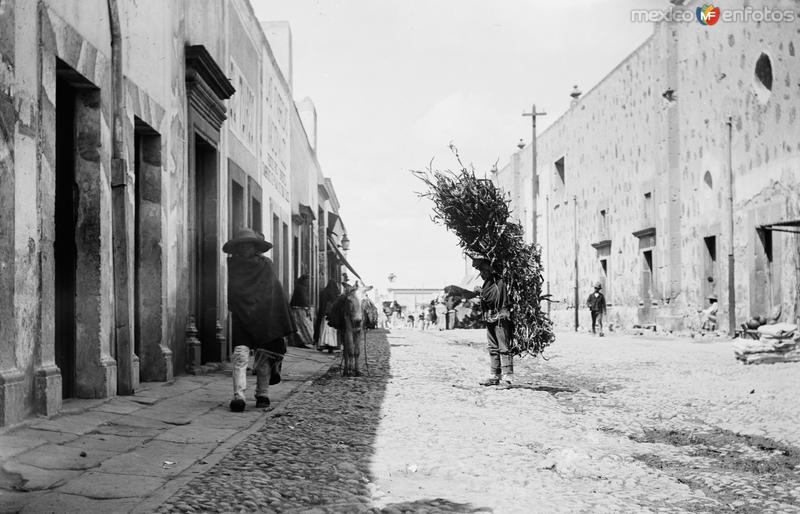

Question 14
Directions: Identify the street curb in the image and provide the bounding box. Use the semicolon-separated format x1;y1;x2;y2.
130;355;337;514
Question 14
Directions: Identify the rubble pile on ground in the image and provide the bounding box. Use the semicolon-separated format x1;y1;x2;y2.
733;323;800;364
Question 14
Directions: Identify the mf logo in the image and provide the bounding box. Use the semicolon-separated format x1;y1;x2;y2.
696;4;721;25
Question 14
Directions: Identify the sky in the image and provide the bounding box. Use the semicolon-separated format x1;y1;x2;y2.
253;0;665;292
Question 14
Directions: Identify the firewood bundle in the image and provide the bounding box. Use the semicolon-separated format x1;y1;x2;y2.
413;147;555;357
361;297;379;330
733;323;800;364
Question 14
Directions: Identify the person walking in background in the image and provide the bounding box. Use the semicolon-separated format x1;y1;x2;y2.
700;294;719;331
392;301;402;328
289;274;313;348
224;229;295;412
428;300;439;330
435;297;447;330
423;302;434;330
587;282;607;336
382;302;394;329
462;254;514;386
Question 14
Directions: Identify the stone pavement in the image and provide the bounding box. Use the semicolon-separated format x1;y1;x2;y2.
155;330;396;514
0;346;336;514
5;328;800;513
156;327;800;513
369;328;800;513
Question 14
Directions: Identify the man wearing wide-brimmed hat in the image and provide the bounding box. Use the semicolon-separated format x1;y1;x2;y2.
586;281;607;336
223;228;295;412
700;294;718;331
462;253;514;386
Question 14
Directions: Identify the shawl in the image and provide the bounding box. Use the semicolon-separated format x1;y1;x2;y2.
290;275;311;308
318;280;341;313
227;255;295;351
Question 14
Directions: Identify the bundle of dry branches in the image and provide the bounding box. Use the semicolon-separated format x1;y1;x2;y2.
413;146;555;357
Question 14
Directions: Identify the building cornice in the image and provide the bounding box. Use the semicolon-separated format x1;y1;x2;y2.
632;227;656;239
185;45;235;100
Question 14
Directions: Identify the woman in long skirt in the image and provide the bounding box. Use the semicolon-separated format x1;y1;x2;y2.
435;297;447;330
315;279;341;352
318;318;338;352
289;275;314;348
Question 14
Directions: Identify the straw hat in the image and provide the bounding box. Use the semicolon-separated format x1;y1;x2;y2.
593;281;603;290
222;228;272;254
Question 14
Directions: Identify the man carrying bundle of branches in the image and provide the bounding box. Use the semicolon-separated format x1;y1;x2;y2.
413;145;555;369
462;254;514;386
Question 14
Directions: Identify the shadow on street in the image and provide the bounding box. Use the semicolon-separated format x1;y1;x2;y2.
158;329;490;513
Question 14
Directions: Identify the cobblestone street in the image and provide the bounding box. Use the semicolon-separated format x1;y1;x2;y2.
159;328;800;513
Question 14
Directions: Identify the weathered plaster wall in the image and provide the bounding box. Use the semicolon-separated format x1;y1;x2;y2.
184;0;224;67
0;0;339;426
534;33;666;329
673;0;800;328
122;0;174;110
45;0;110;56
290;100;321;299
262;21;292;91
260;30;293;289
498;3;800;332
290;108;319;218
227;0;260;175
1;0;190;422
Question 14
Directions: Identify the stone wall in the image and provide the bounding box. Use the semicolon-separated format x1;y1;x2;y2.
495;0;800;333
673;1;800;330
534;31;666;331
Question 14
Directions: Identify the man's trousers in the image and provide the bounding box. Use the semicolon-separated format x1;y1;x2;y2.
486;319;513;376
590;311;604;334
232;346;283;400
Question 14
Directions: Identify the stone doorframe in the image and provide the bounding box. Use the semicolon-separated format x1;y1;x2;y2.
0;59;22;426
37;9;117;406
184;45;235;369
633;227;657;326
126;80;171;382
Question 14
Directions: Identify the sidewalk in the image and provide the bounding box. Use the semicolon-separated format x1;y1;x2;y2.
0;347;337;514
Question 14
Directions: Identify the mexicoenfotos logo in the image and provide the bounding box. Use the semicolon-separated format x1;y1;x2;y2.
696;4;721;25
631;6;797;24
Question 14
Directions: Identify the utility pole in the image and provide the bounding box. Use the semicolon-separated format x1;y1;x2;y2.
574;195;579;331
546;194;551;316
726;117;736;335
522;104;546;245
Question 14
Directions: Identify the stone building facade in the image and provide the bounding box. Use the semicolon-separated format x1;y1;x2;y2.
0;0;349;426
495;0;800;333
